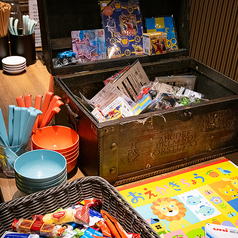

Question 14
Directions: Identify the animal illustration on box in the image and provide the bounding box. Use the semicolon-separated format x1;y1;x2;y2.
218;185;238;200
151;197;191;232
118;159;238;237
222;177;238;189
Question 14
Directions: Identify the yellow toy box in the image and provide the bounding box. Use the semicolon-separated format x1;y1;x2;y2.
143;32;167;55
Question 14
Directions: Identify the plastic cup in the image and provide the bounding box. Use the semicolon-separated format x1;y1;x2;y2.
0;141;28;178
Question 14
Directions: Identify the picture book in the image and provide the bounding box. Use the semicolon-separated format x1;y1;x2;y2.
118;158;238;237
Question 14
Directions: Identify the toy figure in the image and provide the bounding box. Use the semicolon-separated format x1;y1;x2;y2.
155;40;163;54
106;18;117;33
120;14;137;36
57;51;76;65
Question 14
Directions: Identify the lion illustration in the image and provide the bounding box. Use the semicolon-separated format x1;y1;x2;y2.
222;177;238;189
218;184;238;200
151;197;191;232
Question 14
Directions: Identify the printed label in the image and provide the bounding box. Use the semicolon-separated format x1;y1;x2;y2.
51;211;66;222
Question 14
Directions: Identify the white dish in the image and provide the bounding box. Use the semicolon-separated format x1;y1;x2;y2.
3;63;26;68
3;64;26;70
3;68;26;74
2;56;26;66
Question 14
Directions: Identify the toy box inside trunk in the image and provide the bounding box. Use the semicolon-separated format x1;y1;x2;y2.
53;59;238;185
37;0;238;185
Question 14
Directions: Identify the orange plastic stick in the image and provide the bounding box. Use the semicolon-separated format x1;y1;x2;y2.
38;91;54;125
101;210;128;238
24;94;32;108
39;99;63;128
34;95;43;109
16;96;25;107
33;95;43;131
40;107;61;128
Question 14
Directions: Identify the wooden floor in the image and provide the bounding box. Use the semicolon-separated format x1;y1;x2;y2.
0;57;51;125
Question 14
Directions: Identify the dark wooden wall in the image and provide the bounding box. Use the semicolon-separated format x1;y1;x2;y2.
189;0;238;81
18;0;28;15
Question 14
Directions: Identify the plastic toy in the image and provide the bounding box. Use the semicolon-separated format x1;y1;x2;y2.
57;51;77;65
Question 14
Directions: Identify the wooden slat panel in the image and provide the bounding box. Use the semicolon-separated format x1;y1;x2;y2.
199;0;218;65
210;0;228;69
215;0;234;72
220;0;237;76
206;0;223;66
197;0;214;62
190;0;238;81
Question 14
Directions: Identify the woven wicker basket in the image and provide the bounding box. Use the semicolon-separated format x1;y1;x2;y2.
0;176;160;238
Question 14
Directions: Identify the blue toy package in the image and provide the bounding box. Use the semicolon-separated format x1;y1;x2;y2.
71;29;107;62
100;0;143;58
145;16;178;50
1;232;39;238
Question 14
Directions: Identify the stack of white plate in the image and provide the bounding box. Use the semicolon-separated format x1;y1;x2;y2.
2;56;26;74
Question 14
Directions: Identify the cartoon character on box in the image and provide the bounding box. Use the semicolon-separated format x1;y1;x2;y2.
120;14;137;36
100;0;143;58
108;46;121;58
151;36;167;55
106;18;117;34
132;44;143;54
71;29;107;62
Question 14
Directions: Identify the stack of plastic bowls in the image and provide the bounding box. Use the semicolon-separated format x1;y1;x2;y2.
14;149;67;195
31;125;79;173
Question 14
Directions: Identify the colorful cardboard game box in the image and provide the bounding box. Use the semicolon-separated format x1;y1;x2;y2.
71;29;107;62
100;0;143;58
145;16;178;51
143;32;167;55
118;159;238;237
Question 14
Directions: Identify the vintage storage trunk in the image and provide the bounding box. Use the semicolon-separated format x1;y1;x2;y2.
37;0;238;186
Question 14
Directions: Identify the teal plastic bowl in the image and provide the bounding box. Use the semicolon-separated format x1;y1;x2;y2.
14;149;66;181
15;175;67;195
15;169;67;187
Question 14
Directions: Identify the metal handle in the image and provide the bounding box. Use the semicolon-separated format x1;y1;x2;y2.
176;109;193;121
65;103;79;131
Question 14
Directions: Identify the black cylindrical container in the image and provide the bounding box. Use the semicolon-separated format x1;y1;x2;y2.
10;30;36;66
0;35;10;69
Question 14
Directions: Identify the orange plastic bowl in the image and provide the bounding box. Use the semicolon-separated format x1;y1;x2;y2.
65;151;79;162
64;150;79;161
32;142;79;156
57;144;79;156
32;126;79;152
32;142;79;155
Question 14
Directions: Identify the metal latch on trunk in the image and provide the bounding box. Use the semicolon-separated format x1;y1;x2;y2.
176;109;192;121
65;103;79;131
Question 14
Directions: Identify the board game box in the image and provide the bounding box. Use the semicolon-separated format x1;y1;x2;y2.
100;0;143;58
71;29;107;62
143;32;167;55
145;16;178;51
118;158;238;237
